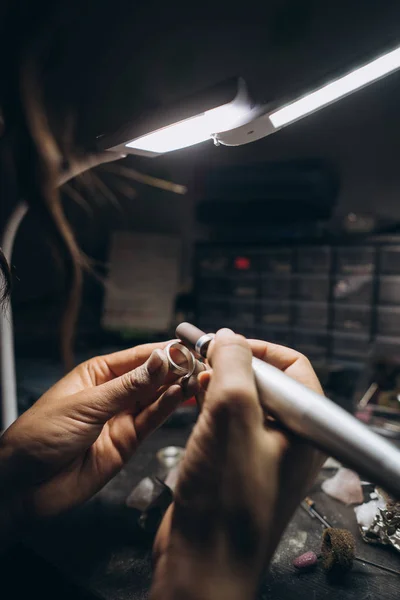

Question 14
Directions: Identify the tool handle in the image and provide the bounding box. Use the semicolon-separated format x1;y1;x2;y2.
252;356;400;498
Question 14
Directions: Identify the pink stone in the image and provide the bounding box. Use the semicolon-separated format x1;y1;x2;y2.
321;467;364;505
293;551;318;570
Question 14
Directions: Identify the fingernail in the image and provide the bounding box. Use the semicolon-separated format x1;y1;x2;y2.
216;328;235;340
146;350;164;374
198;371;210;392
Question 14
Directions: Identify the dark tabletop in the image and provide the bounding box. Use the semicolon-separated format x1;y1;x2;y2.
17;423;400;600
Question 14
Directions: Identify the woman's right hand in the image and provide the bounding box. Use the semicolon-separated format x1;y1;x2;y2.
151;329;324;600
0;340;200;542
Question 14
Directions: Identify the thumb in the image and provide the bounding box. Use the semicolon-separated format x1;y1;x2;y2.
206;329;262;429
67;349;170;423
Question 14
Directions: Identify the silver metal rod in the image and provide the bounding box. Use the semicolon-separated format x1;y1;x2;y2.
252;356;400;498
1;202;28;430
354;556;400;576
301;498;332;528
0;153;125;431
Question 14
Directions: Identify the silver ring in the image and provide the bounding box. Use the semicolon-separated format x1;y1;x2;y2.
165;340;196;382
195;333;215;356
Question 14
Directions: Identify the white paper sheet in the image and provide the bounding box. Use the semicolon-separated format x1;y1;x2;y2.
102;232;181;332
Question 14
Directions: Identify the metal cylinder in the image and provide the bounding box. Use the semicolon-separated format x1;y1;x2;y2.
252;357;400;498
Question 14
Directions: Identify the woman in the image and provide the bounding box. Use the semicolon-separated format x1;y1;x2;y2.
0;2;324;597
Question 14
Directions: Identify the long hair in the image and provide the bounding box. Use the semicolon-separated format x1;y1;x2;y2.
0;1;92;369
0;0;191;367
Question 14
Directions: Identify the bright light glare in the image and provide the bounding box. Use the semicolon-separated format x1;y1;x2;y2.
126;102;250;153
269;45;400;128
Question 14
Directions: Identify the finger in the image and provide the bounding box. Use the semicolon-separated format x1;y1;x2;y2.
153;504;174;563
135;374;201;441
186;360;207;410
85;340;175;384
132;355;206;417
206;329;262;427
134;384;183;440
247;339;323;393
198;370;211;391
199;368;277;425
196;369;211;410
68;349;170;422
247;339;304;370
135;360;205;439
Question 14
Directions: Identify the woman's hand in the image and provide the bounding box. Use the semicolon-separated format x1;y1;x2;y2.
151;330;324;600
0;342;198;526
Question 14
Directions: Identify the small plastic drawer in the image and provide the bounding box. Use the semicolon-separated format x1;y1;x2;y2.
380;246;400;274
262;275;291;300
377;306;400;336
332;333;370;359
261;248;292;274
294;275;330;302
230;299;257;327
231;277;259;298
297;246;331;273
333;305;371;334
198;298;230;322
336;246;375;274
261;301;291;326
199;277;231;296
379;276;400;305
258;327;292;347
334;275;373;305
230;254;260;276
197;252;230;276
294;302;328;329
232;325;255;339
196;320;222;334
293;330;328;359
375;335;400;357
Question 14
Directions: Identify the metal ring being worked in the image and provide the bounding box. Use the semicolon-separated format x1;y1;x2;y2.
195;333;215;357
165;340;196;382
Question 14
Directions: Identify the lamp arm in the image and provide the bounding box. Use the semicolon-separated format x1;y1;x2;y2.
0;152;125;431
0;202;28;429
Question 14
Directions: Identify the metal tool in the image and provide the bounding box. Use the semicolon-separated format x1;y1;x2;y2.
301;497;331;528
175;322;400;499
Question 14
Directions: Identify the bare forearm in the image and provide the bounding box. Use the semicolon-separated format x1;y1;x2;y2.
150;533;262;600
151;555;259;600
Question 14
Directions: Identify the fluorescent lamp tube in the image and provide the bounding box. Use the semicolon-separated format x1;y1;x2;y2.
126;101;251;153
269;45;400;128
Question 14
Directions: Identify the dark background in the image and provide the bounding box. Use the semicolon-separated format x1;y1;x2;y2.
3;4;400;599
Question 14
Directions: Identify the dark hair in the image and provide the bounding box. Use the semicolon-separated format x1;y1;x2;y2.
0;0;196;366
0;1;94;368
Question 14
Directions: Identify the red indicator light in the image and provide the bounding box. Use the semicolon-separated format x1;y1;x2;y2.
234;257;251;270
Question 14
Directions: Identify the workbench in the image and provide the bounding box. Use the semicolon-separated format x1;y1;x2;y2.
7;421;396;600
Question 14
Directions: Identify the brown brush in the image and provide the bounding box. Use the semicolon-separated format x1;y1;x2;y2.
321;528;356;575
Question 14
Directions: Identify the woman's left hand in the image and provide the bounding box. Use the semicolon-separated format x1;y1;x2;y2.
0;342;198;522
